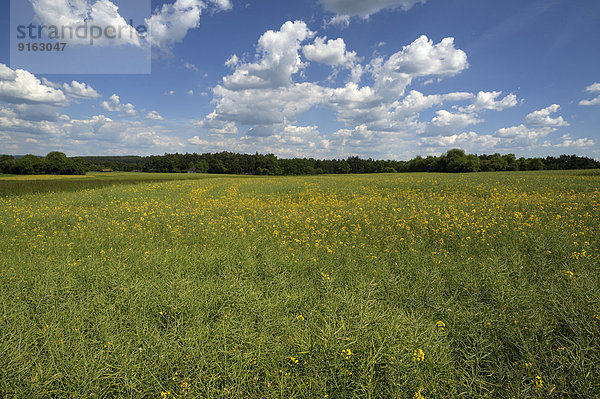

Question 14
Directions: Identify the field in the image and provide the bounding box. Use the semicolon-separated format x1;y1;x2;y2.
0;171;599;398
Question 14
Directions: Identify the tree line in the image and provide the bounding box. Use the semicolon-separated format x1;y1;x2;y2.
0;152;88;175
1;150;599;176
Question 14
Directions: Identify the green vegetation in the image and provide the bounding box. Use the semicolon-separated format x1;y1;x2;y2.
0;172;233;197
0;171;599;397
3;150;598;177
0;152;87;176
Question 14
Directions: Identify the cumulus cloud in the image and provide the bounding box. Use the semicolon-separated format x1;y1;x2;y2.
203;26;473;142
320;0;426;18
146;111;164;120
196;22;579;159
0;64;67;105
101;94;136;115
525;104;569;127
147;0;205;50
146;0;232;50
303;37;358;68
223;21;314;90
42;79;101;100
426;110;482;136
3;111;184;155
458;91;518;113
421;131;499;150
30;0;232;51
585;83;600;93
496;124;552;140
30;0;143;47
0;64;17;81
371;36;468;100
554;134;595;148
580;82;600;106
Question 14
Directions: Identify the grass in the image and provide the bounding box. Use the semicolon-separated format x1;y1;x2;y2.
0;171;599;398
0;172;240;197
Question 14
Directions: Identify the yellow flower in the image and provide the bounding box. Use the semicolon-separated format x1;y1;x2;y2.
413;387;425;399
413;349;425;363
290;357;298;364
436;320;446;331
535;375;543;389
296;314;305;321
341;349;352;359
564;270;574;279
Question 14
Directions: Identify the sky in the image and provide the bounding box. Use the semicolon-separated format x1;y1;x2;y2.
0;0;599;160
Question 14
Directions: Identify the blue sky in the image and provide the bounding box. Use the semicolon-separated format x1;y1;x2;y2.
0;0;599;159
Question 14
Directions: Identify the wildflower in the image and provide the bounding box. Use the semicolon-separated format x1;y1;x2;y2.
290;357;298;364
564;271;574;279
413;349;425;363
535;375;543;389
436;320;446;331
414;387;425;399
341;349;352;360
296;314;305;321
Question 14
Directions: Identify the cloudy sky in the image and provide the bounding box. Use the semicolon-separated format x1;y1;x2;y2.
0;0;599;159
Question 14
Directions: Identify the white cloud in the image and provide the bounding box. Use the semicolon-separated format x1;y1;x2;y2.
554;134;595;148
184;62;199;71
580;83;600;106
42;78;100;100
223;21;314;90
30;0;143;47
303;37;357;68
458;91;518;113
0;64;17;81
421;131;499;150
0;64;67;105
320;0;426;18
147;0;204;50
187;90;195;95
203;27;479;153
210;83;328;128
525;104;569;127
101;94;136;115
585;83;600;93
422;110;482;137
1;104;63;122
197;23;587;159
371;36;468;100
580;97;600;106
0;115;64;136
208;0;232;11
494;124;554;148
146;111;164;120
210;121;239;135
147;0;232;51
29;0;232;52
62;81;101;100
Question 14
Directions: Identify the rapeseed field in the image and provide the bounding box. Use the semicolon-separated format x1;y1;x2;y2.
0;171;598;397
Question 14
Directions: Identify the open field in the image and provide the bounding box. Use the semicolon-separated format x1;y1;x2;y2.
0;171;599;398
0;172;237;197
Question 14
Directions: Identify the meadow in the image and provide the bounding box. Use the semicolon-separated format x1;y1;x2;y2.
0;171;598;398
